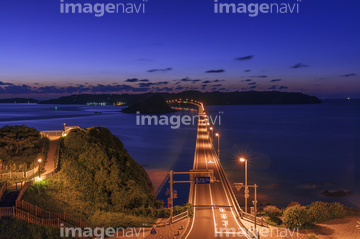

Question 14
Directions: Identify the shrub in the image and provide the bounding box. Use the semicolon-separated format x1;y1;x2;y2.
308;201;346;223
308;201;332;223
328;202;346;219
283;205;311;229
264;205;281;220
288;201;300;207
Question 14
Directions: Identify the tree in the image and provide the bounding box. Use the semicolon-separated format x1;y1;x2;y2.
0;125;43;168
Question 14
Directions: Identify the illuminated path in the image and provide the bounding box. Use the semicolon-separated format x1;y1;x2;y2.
183;104;252;239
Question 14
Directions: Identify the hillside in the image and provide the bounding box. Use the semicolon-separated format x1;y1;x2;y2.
23;127;158;226
121;95;175;114
38;91;322;105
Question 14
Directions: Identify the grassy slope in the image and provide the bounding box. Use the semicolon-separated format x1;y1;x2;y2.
23;127;158;227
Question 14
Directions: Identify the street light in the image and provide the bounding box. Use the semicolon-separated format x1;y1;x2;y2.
239;157;248;213
38;158;41;179
215;133;220;159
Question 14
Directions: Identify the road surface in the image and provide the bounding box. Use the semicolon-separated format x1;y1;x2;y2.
184;108;252;239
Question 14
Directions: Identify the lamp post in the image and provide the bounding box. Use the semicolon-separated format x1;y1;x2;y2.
240;158;248;213
38;158;42;179
215;133;220;159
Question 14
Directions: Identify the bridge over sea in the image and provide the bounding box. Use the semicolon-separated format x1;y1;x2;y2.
164;99;266;238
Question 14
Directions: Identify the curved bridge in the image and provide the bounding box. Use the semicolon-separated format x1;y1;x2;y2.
166;99;204;111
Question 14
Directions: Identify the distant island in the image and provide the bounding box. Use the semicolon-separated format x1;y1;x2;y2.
1;91;322;105
121;95;176;114
0;98;39;103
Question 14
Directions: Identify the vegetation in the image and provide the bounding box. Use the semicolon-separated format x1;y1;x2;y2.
308;201;346;223
282;204;312;229
279;201;347;229
0;218;60;239
121;95;175;114
23;127;173;227
39;90;322;105
0;125;49;174
263;205;282;225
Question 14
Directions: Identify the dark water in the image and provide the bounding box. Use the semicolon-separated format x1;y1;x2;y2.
0;100;359;208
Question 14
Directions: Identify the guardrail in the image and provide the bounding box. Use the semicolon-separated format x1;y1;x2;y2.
0;182;7;200
40;131;64;137
171;209;188;223
0;206;74;230
0;166;39;180
16;200;94;229
211;145;268;227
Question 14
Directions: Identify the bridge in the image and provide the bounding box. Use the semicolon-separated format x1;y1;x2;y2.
165;99;265;238
166;99;203;111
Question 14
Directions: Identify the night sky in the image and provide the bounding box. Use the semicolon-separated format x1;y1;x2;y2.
0;0;359;99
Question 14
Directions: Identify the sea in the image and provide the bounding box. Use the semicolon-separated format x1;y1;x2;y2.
0;99;359;209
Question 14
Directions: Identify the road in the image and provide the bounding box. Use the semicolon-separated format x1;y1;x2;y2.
184;108;252;239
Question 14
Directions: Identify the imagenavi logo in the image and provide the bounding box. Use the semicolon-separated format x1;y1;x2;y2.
213;0;302;17
60;0;147;17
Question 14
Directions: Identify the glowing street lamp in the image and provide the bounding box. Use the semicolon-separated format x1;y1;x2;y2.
239;157;249;213
38;158;42;178
215;133;220;158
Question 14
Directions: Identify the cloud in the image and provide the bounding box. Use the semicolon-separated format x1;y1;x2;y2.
236;55;253;61
212;84;222;87
147;67;172;73
271;79;282;82
278;86;288;90
291;63;309;68
249;86;257;89
201;84;207;87
245;79;252;82
138;82;155;87
244;70;251;72
268;85;277;90
0;81;14;86
251;75;267;78
125;78;149;83
0;84;33;94
91;84;137;93
202;79;224;84
125;78;139;82
205;69;225;73
155;87;173;92
180;77;201;83
138;81;168;87
248;82;256;85
341;73;357;77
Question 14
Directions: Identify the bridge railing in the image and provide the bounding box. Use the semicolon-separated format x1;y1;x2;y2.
171;209;188;223
209;131;268;227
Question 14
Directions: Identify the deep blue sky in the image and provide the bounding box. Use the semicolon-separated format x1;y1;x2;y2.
0;0;359;99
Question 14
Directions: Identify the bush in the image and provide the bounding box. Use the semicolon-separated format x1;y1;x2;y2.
0;217;61;239
328;202;346;219
308;201;346;223
283;205;311;229
308;201;332;223
264;205;281;220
